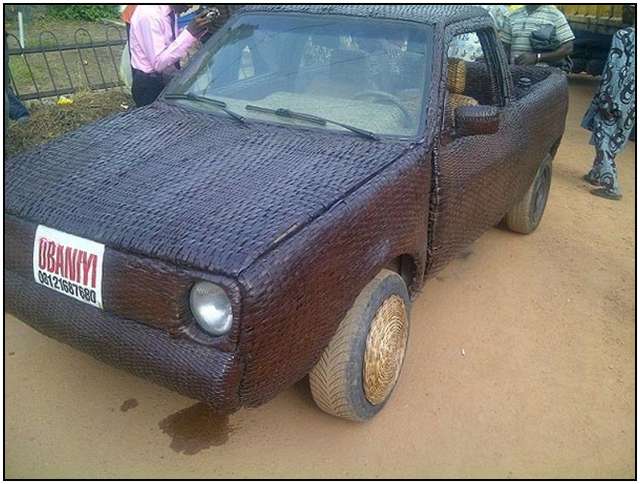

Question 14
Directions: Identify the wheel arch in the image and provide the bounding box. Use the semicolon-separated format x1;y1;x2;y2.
549;136;562;159
385;253;422;297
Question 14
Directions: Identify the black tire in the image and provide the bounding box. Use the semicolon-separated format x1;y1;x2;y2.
505;154;553;234
309;269;411;421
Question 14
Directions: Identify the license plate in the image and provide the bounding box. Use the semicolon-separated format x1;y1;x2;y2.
33;225;105;309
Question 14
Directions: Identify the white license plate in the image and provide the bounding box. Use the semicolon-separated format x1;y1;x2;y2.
33;225;105;309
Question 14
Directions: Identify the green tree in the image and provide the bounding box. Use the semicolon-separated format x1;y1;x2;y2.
47;5;120;22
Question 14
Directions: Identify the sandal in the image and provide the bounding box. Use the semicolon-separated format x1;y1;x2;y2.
582;174;601;186
590;188;622;201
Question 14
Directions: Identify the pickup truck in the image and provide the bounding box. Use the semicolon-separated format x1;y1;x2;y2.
5;5;568;421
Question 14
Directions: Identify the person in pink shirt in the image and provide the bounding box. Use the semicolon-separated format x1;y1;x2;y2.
129;5;210;107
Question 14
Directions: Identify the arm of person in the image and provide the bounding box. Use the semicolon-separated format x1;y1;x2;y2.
516;9;576;65
134;15;199;74
536;11;575;64
538;40;574;63
515;41;573;65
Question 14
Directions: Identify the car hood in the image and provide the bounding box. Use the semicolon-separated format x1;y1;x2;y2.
5;102;411;276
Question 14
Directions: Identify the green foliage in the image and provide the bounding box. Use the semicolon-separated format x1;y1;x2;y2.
46;5;120;22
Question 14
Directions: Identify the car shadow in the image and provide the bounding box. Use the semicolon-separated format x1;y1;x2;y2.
290;375;317;411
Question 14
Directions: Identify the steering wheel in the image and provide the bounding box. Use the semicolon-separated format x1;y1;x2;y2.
353;90;413;128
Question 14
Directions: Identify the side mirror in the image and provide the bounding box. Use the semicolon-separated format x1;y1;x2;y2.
454;105;500;137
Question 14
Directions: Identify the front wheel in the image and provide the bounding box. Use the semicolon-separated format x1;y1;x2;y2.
504;154;552;234
309;269;411;421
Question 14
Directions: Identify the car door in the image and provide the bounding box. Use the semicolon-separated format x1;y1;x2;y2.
427;26;521;275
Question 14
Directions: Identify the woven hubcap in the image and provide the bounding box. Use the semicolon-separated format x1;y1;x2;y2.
363;295;409;406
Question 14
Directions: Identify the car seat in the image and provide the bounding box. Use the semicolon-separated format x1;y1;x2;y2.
446;58;479;127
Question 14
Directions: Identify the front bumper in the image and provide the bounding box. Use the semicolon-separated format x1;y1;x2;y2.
4;211;244;412
5;268;243;412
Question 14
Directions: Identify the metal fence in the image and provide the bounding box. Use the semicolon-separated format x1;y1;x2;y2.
6;27;127;102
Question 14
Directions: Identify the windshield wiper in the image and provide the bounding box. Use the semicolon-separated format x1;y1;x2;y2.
245;104;379;141
164;93;245;123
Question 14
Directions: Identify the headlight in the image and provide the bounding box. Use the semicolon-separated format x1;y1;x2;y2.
189;281;233;336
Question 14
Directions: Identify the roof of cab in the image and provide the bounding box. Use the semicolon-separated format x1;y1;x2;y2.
236;4;489;27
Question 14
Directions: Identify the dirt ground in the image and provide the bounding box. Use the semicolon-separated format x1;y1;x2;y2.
4;78;635;478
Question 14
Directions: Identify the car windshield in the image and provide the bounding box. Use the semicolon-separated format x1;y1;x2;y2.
166;13;433;138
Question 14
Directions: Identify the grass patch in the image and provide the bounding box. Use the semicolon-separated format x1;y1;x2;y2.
5;17;124;46
46;5;120;22
6;18;126;97
9;44;124;97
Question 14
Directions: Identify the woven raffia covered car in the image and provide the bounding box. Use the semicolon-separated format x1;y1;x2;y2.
5;5;568;421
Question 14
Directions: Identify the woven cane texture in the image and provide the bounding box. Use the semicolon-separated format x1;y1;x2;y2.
5;213;242;352
447;59;468;95
363;294;409;405
238;4;489;26
5;268;243;411
4;100;430;408
237;150;430;406
427;68;568;275
462;61;503;106
446;94;480;128
5;144;430;409
5;102;410;278
4;7;570;411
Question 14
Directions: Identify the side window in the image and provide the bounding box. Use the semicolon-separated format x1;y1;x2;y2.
444;29;501;128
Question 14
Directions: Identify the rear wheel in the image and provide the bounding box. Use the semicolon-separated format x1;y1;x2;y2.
505;155;552;234
309;269;410;421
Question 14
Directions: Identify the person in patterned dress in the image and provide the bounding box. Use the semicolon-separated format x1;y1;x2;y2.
581;26;636;200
